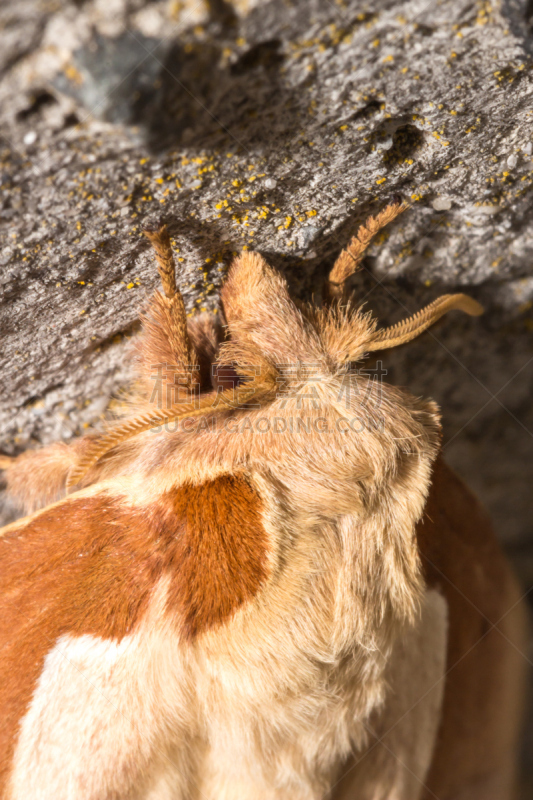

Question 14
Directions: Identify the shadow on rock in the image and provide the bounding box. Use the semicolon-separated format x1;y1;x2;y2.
53;0;302;154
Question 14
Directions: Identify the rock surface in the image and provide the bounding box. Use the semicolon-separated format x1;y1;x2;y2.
1;0;533;791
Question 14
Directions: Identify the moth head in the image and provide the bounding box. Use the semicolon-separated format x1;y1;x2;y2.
219;237;483;372
67;207;482;491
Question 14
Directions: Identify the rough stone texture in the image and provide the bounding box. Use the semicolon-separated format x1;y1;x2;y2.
0;0;532;790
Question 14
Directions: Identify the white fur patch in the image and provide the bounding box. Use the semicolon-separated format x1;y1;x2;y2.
7;584;194;800
7;577;448;800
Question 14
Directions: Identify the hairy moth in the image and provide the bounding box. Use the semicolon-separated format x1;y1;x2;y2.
0;204;526;800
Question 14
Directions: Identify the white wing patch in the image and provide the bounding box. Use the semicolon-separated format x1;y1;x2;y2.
8;582;194;800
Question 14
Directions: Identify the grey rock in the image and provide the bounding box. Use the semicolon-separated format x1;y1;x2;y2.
52;30;166;127
431;196;453;211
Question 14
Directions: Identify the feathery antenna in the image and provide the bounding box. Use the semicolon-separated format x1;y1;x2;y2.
66;381;277;491
326;201;408;304
367;294;484;351
143;221;198;377
144;222;177;299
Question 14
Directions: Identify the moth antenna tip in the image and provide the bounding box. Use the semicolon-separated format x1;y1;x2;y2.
143;216;167;236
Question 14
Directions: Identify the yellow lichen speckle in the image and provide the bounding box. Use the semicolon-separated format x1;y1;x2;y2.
64;64;83;85
376;177;386;185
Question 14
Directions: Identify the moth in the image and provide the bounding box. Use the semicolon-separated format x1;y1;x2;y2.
0;203;526;800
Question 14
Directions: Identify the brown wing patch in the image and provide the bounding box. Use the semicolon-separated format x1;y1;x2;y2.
0;475;268;791
165;475;269;639
0;492;169;791
417;457;526;799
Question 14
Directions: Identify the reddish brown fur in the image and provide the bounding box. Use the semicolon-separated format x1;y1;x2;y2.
0;475;268;792
0;493;158;792
166;476;269;638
